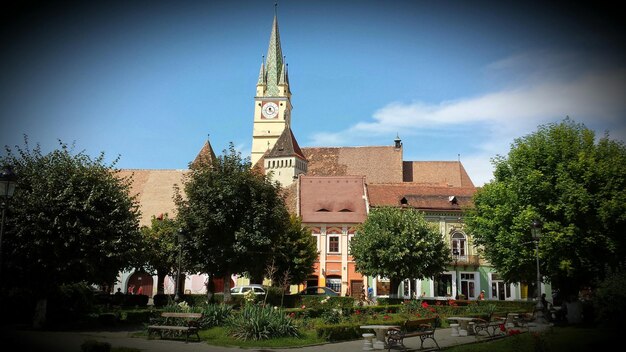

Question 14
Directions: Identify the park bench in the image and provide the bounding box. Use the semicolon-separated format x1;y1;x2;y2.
147;312;203;343
386;317;440;351
472;312;509;338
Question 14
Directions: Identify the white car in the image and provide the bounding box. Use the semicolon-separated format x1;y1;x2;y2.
230;284;266;295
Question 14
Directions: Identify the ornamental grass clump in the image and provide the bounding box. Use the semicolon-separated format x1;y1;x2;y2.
226;304;300;341
199;303;233;328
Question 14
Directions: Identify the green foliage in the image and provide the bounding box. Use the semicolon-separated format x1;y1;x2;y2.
399;300;438;318
47;282;96;323
267;215;317;285
350;206;450;296
198;303;233;328
465;118;626;297
1;137;142;294
315;322;363;341
592;270;626;326
175;143;290;299
139;214;180;294
226;304;300;341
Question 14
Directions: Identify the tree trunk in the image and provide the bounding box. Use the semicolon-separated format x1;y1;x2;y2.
32;297;47;329
389;278;401;299
205;274;214;302
156;270;166;295
223;271;233;303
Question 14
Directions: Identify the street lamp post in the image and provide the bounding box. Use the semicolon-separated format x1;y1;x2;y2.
452;248;460;299
174;228;186;302
0;166;18;280
531;220;547;324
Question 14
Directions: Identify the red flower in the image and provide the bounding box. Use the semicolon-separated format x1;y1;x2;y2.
421;302;429;308
499;324;506;332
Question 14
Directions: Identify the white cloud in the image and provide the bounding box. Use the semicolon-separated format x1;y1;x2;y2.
307;54;626;186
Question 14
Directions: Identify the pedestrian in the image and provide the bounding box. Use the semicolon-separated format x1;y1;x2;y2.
479;290;485;300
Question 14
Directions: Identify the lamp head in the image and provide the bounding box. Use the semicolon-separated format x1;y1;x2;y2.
0;166;17;199
177;228;186;242
531;220;542;240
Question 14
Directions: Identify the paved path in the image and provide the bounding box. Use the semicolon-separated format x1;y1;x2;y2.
3;325;500;352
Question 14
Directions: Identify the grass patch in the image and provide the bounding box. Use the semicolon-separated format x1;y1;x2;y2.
199;326;327;348
444;326;618;352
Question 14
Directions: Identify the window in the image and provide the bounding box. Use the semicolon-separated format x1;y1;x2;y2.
460;273;476;298
434;274;453;297
328;236;339;253
313;233;320;251
376;278;390;296
491;273;511;300
326;277;341;293
451;232;467;258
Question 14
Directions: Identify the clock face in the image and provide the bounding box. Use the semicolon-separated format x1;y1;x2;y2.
262;102;279;119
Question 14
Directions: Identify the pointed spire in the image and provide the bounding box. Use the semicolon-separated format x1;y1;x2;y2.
257;56;266;85
266;127;307;160
264;11;284;96
191;134;217;169
279;57;287;85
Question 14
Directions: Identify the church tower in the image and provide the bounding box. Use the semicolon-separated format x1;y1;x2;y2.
251;11;293;167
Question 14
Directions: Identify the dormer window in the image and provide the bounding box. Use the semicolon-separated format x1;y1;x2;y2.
339;209;352;212
400;197;408;206
448;196;458;205
316;208;330;212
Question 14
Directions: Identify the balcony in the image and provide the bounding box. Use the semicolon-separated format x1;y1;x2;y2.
450;254;480;268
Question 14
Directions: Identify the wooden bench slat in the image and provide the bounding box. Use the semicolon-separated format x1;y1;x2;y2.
147;312;203;343
386;317;440;351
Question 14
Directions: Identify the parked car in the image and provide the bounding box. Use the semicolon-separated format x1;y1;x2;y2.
297;286;339;296
230;284;266;295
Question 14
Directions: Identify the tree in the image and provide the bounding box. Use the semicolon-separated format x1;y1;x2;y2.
465;118;626;298
140;214;180;295
175;143;290;302
350;206;450;298
266;215;317;285
1;138;142;326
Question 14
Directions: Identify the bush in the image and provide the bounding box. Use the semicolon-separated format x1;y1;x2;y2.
80;340;111;352
121;294;149;308
593;270;626;326
226;305;299;340
97;313;118;326
152;294;172;307
316;322;362;341
47;282;96;323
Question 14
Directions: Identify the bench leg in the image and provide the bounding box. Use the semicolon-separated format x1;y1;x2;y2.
420;335;439;350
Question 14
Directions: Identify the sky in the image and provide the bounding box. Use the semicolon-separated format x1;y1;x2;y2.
1;0;624;186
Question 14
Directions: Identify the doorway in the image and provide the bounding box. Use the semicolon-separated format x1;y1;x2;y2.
127;271;154;297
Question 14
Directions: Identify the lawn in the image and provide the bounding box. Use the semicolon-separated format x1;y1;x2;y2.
199;326;327;348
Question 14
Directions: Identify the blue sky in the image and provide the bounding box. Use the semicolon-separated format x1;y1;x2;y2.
1;0;624;186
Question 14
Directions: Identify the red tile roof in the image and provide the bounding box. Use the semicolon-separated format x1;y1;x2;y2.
299;175;368;223
402;161;475;187
367;183;477;211
302;146;403;184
